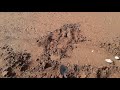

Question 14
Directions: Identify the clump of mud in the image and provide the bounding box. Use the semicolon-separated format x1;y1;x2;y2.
96;66;120;78
37;23;87;61
99;37;120;56
1;44;120;78
0;45;31;78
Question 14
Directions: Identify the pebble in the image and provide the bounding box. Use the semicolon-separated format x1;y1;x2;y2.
60;65;68;75
105;59;113;63
91;50;94;52
115;56;120;60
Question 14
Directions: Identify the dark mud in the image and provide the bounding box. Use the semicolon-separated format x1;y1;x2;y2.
37;23;87;61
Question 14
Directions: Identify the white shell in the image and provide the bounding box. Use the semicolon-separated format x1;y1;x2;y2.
105;59;113;63
91;50;94;52
115;56;120;60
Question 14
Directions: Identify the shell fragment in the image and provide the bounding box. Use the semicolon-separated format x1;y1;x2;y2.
105;59;113;63
115;56;120;60
91;50;94;52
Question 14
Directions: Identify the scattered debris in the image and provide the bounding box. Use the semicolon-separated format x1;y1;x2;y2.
0;45;31;77
99;38;120;56
97;66;110;78
1;23;120;78
91;50;94;52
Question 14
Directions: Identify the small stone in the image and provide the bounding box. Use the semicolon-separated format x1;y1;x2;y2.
115;56;120;60
91;50;94;52
105;59;113;63
60;65;68;75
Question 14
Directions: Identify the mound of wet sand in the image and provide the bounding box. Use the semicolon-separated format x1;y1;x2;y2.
37;23;87;61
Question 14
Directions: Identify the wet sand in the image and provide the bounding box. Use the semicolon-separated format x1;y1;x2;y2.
0;12;120;78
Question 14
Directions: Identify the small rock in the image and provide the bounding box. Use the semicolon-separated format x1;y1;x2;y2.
60;65;68;75
115;56;120;60
105;59;113;63
91;50;94;52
